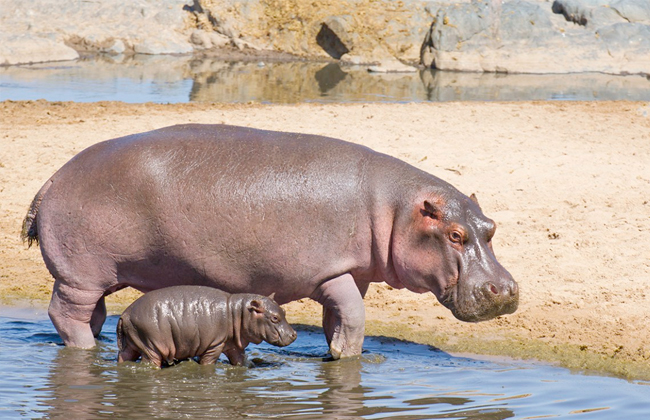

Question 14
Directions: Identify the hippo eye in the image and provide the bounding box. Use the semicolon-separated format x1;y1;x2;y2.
270;315;280;324
449;231;464;244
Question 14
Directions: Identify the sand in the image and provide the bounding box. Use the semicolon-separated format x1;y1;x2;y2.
1;99;649;379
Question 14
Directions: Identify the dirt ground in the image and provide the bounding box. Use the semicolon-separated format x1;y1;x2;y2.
1;100;649;379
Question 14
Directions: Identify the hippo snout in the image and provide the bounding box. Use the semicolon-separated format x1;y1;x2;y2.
272;323;298;347
284;329;298;345
449;275;519;323
483;278;518;304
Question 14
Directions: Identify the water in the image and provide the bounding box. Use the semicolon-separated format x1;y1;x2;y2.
1;54;650;103
1;307;648;419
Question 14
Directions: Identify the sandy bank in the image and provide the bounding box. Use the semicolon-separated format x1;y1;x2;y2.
1;100;649;379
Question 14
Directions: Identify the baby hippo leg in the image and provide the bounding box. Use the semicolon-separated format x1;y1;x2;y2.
139;349;165;368
198;344;225;365
117;347;141;363
223;347;248;366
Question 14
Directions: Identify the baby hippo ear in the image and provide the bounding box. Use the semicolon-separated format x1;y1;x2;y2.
469;193;481;210
268;292;276;301
248;299;265;314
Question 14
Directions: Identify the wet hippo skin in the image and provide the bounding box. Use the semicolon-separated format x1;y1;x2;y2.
22;124;518;358
117;286;296;367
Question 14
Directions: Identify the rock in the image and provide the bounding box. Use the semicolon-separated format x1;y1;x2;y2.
317;16;355;59
232;38;261;51
215;19;240;40
552;0;628;27
133;31;193;55
190;29;231;49
597;22;650;49
0;34;79;65
611;0;650;23
208;32;231;48
499;1;556;41
340;54;371;65
316;22;351;59
1;0;649;76
191;30;213;49
552;0;650;27
595;22;650;74
0;0;194;64
421;0;650;75
103;39;126;55
367;59;418;73
193;0;431;64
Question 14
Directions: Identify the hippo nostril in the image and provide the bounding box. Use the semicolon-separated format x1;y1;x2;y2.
487;282;499;295
509;281;519;297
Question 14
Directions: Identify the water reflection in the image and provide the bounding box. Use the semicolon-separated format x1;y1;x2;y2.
1;311;648;419
44;347;111;418
41;335;371;418
1;54;649;103
40;332;518;419
315;62;349;94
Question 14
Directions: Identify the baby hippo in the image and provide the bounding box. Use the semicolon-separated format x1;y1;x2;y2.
117;285;297;367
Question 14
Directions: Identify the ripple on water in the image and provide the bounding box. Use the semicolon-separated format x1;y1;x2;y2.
0;312;648;419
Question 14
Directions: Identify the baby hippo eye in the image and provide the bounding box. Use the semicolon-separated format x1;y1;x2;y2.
270;315;280;324
449;231;464;244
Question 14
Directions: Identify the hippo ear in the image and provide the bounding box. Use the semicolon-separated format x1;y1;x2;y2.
248;300;265;314
422;200;442;220
469;193;481;210
268;292;276;301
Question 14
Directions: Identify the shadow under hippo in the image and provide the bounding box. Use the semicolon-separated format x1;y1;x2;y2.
22;124;518;359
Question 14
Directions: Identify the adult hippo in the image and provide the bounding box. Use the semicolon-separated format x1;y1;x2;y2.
22;124;518;358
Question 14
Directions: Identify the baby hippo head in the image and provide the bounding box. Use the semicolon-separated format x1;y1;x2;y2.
242;294;297;347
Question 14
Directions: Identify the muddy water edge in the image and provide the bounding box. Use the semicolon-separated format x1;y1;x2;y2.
1;307;649;419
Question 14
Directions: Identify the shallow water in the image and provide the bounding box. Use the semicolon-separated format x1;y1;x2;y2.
1;55;650;103
1;307;648;419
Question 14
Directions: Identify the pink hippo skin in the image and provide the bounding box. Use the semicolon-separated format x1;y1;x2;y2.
22;124;518;358
117;286;296;367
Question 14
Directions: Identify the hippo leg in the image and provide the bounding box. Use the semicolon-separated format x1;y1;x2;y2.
140;355;163;368
312;274;366;359
48;280;104;348
90;296;106;337
117;347;141;363
224;347;247;366
199;345;225;365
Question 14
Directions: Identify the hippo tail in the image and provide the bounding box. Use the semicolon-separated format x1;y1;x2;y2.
21;179;53;248
116;317;125;352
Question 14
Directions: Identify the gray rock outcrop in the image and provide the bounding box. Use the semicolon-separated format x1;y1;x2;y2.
1;0;648;75
0;0;193;65
420;0;650;74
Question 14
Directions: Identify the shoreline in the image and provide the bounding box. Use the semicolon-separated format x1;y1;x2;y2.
3;295;649;381
2;100;649;380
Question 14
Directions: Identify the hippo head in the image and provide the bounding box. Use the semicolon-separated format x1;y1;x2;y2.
392;193;518;322
242;295;297;347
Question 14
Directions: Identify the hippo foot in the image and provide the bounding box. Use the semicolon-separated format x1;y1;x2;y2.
312;274;366;360
329;333;364;360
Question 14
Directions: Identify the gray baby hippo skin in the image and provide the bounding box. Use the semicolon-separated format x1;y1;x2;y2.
22;124;518;358
117;286;296;367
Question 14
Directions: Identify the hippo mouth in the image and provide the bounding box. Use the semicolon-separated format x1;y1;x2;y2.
438;261;461;315
439;280;460;315
268;325;297;347
440;277;519;323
